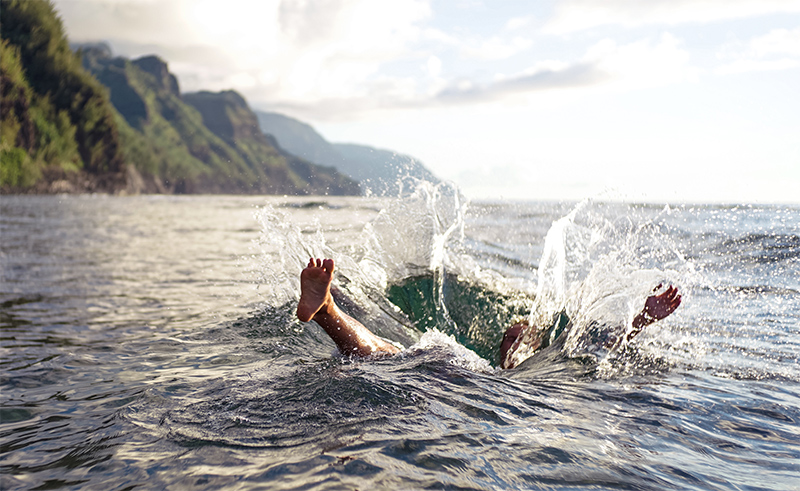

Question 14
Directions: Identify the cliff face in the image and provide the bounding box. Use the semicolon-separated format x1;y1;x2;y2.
184;90;360;195
132;56;180;97
82;49;238;193
1;0;126;193
84;50;360;195
1;0;359;195
82;49;359;195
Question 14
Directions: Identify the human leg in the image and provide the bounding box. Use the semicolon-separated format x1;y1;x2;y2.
297;258;400;357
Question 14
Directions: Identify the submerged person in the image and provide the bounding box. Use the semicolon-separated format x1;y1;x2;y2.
296;258;681;368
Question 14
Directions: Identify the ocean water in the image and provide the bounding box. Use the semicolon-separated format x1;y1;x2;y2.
1;186;799;490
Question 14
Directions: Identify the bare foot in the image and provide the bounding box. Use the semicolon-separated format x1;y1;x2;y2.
500;320;548;369
641;284;682;322
296;257;400;357
628;283;682;341
297;258;335;322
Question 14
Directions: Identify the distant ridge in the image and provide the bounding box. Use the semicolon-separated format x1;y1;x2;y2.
255;112;343;168
0;0;358;195
332;143;439;197
256;111;439;196
79;47;359;195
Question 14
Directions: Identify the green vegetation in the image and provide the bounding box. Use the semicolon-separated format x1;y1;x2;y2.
1;0;121;192
82;47;358;194
183;90;358;194
1;0;358;195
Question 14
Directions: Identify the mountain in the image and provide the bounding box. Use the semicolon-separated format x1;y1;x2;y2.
183;91;358;195
332;143;439;196
1;0;358;195
1;0;127;193
81;48;359;195
256;111;439;196
255;111;343;168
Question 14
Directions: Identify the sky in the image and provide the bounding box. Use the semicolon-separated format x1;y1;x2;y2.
53;0;800;203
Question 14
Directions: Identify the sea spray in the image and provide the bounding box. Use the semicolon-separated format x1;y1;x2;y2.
509;201;693;373
253;204;333;307
253;192;694;374
360;180;468;333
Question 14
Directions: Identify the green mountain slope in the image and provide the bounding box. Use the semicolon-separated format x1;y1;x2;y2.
1;0;126;193
255;110;439;196
82;47;358;195
1;0;358;195
183;91;359;195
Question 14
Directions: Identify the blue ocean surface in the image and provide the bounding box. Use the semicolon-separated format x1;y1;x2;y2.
1;187;798;490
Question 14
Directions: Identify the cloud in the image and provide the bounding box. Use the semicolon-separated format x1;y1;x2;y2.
434;33;691;105
586;33;694;88
53;0;196;45
546;0;800;33
746;26;800;57
258;33;693;120
505;15;535;32
459;36;534;61
418;25;534;61
435;62;607;104
53;0;433;103
51;0;691;121
716;26;800;74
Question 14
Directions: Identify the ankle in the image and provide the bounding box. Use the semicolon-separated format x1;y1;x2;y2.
313;297;337;322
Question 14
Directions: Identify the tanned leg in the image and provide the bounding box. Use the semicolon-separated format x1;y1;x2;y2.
297;258;400;357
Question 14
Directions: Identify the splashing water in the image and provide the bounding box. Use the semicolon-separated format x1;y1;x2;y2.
253;184;698;376
507;201;694;372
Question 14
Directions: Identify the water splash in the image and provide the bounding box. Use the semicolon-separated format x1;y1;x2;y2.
508;201;693;372
252;180;472;350
253;204;333;307
253;191;706;376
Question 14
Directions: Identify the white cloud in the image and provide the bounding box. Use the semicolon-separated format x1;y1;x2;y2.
426;55;442;77
716;58;799;74
717;26;800;74
460;36;534;60
54;0;433;113
546;0;800;33
434;33;692;105
435;62;606;104
505;15;534;32
418;25;533;61
53;0;688;117
746;26;800;57
586;33;694;89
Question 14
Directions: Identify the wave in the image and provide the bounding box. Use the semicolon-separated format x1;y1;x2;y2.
709;232;800;265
